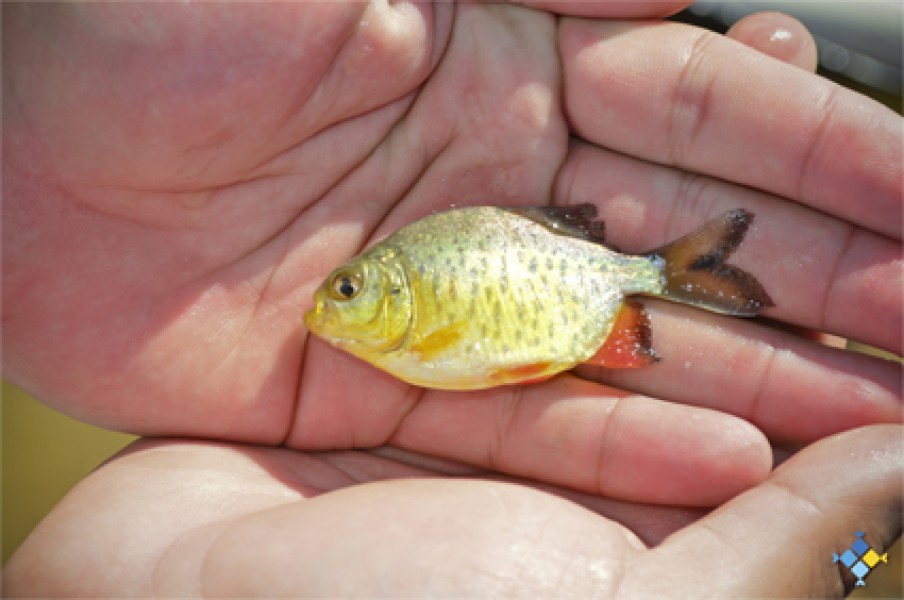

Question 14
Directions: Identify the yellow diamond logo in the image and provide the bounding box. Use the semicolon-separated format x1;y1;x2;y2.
861;549;888;568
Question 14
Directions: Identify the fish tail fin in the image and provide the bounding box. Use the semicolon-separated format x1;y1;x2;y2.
647;209;773;316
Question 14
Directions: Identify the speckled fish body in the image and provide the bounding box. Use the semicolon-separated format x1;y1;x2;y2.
305;204;772;389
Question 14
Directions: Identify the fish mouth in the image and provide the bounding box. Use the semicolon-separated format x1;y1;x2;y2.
303;294;331;335
304;294;355;350
303;307;319;333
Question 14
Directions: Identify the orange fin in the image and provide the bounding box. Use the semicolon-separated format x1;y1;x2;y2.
491;362;554;385
647;209;773;316
410;323;463;360
586;299;659;368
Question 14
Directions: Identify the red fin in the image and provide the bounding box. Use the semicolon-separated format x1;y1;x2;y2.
586;300;659;368
647;209;773;316
491;362;554;385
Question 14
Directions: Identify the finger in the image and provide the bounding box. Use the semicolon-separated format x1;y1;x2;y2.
369;445;705;546
388;375;772;507
555;141;902;354
725;11;818;71
633;425;903;597
513;0;690;18
576;301;902;445
297;338;765;507
560;19;902;239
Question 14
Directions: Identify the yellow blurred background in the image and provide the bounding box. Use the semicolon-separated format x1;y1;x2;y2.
2;382;136;564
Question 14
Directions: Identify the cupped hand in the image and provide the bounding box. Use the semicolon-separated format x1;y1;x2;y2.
4;0;900;513
5;426;901;597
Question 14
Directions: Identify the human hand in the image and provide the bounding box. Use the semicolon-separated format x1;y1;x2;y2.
5;426;900;597
3;0;900;515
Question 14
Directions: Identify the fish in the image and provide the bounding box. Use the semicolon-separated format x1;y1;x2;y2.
304;204;773;390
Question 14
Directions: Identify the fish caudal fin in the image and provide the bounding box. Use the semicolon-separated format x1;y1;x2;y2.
647;210;773;316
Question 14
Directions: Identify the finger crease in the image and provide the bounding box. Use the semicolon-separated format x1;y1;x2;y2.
384;384;427;447
818;223;857;334
795;85;842;204
488;386;524;474
593;395;621;497
745;340;777;427
668;30;719;169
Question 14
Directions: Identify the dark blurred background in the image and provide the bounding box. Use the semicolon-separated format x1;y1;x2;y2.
3;1;902;596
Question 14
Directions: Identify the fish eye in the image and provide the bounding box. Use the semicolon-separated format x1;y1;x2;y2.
329;271;363;301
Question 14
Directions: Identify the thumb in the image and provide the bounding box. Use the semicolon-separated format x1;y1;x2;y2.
634;425;902;597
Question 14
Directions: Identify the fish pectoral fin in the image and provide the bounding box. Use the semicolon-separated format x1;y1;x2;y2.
505;204;609;246
490;362;555;385
585;299;659;368
409;323;464;360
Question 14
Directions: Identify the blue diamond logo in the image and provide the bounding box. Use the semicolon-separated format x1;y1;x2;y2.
851;534;870;557
851;560;870;578
838;549;858;567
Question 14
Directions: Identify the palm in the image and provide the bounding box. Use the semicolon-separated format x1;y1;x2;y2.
10;428;900;597
4;1;900;507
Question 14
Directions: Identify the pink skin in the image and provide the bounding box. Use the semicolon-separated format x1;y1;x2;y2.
3;2;901;597
726;11;818;71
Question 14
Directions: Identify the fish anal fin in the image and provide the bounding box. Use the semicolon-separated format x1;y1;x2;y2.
507;204;607;245
410;323;464;360
649;209;774;316
586;299;659;368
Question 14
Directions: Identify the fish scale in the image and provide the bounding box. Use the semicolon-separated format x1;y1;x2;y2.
305;204;773;390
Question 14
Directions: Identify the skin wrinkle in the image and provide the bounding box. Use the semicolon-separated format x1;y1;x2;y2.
690;518;750;587
666;29;720;169
154;520;225;598
743;339;777;437
666;170;721;240
816;225;858;342
794;84;842;213
300;95;422;235
765;474;831;528
604;555;629;600
382;381;427;449
274;10;361;153
198;518;241;600
759;476;843;596
592;394;623;499
552;140;583;210
489;385;527;474
263;4;435;181
816;221;857;336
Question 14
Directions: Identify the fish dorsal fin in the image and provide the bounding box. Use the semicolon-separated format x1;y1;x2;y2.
507;204;607;245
